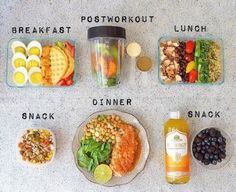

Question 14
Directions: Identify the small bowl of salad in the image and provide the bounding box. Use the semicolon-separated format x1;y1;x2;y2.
17;128;56;166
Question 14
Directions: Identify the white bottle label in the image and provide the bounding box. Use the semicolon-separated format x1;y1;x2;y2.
166;130;187;162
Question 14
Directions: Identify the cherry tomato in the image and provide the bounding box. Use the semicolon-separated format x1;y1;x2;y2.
185;53;194;62
185;40;195;54
189;70;198;83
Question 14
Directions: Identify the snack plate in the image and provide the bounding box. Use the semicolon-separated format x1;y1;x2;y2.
191;127;233;170
7;38;77;88
72;109;150;187
157;36;224;85
16;128;56;167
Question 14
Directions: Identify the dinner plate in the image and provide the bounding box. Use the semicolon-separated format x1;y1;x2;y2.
72;109;150;187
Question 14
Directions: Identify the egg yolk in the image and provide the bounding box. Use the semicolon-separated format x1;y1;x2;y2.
14;72;25;84
15;47;26;54
27;60;39;70
30;72;42;84
14;58;26;68
29;47;40;56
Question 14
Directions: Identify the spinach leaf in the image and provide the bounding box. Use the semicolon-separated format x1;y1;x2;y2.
76;138;112;173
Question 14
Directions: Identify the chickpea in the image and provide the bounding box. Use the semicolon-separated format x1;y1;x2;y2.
95;132;99;137
115;116;120;121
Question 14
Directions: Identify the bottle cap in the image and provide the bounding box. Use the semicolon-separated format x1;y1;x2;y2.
169;111;180;119
88;26;126;39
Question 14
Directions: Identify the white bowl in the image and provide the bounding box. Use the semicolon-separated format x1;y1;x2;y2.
16;128;56;167
191;127;233;170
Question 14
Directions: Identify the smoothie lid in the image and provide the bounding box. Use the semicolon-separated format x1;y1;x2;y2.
169;111;180;119
88;26;126;39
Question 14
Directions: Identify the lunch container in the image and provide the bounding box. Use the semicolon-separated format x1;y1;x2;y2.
88;26;126;88
191;127;233;170
157;36;224;85
7;38;77;88
72;109;149;187
16;128;56;167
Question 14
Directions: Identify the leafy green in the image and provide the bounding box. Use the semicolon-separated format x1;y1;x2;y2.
195;40;213;83
77;138;112;173
107;78;117;87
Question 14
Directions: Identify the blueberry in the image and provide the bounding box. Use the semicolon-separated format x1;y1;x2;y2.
211;137;217;142
214;154;219;160
204;138;209;143
204;153;210;160
211;160;217;165
197;146;201;152
218;137;223;143
209;154;214;160
209;128;216;137
219;153;226;159
217;159;222;163
203;159;210;165
211;141;216;146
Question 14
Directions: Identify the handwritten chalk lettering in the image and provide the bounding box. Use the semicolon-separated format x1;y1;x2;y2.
22;113;55;120
80;16;154;23
12;26;71;34
174;25;207;33
187;111;220;118
92;99;132;106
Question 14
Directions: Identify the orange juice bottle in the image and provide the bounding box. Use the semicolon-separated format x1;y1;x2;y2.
164;111;190;184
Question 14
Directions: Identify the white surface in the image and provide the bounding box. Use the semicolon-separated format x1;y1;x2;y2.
0;0;236;192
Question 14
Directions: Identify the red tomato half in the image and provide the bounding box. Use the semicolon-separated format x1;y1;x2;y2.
189;70;198;83
185;40;195;54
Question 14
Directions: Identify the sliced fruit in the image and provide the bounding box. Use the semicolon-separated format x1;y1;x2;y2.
186;61;196;73
94;164;112;184
62;48;75;79
65;41;75;58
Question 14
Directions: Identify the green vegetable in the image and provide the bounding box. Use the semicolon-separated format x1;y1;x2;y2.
196;40;212;83
77;138;112;173
107;78;117;87
55;41;65;49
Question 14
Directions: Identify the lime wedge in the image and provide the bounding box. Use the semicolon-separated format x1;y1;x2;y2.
94;164;112;184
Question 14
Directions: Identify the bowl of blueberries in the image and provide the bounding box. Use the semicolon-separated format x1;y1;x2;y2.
191;127;233;169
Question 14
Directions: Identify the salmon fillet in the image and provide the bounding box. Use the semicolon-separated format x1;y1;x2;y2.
110;123;141;176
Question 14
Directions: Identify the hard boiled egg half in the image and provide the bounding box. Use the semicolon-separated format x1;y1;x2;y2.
28;67;43;86
11;41;27;55
13;67;28;86
12;53;27;68
27;41;42;57
26;55;40;71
